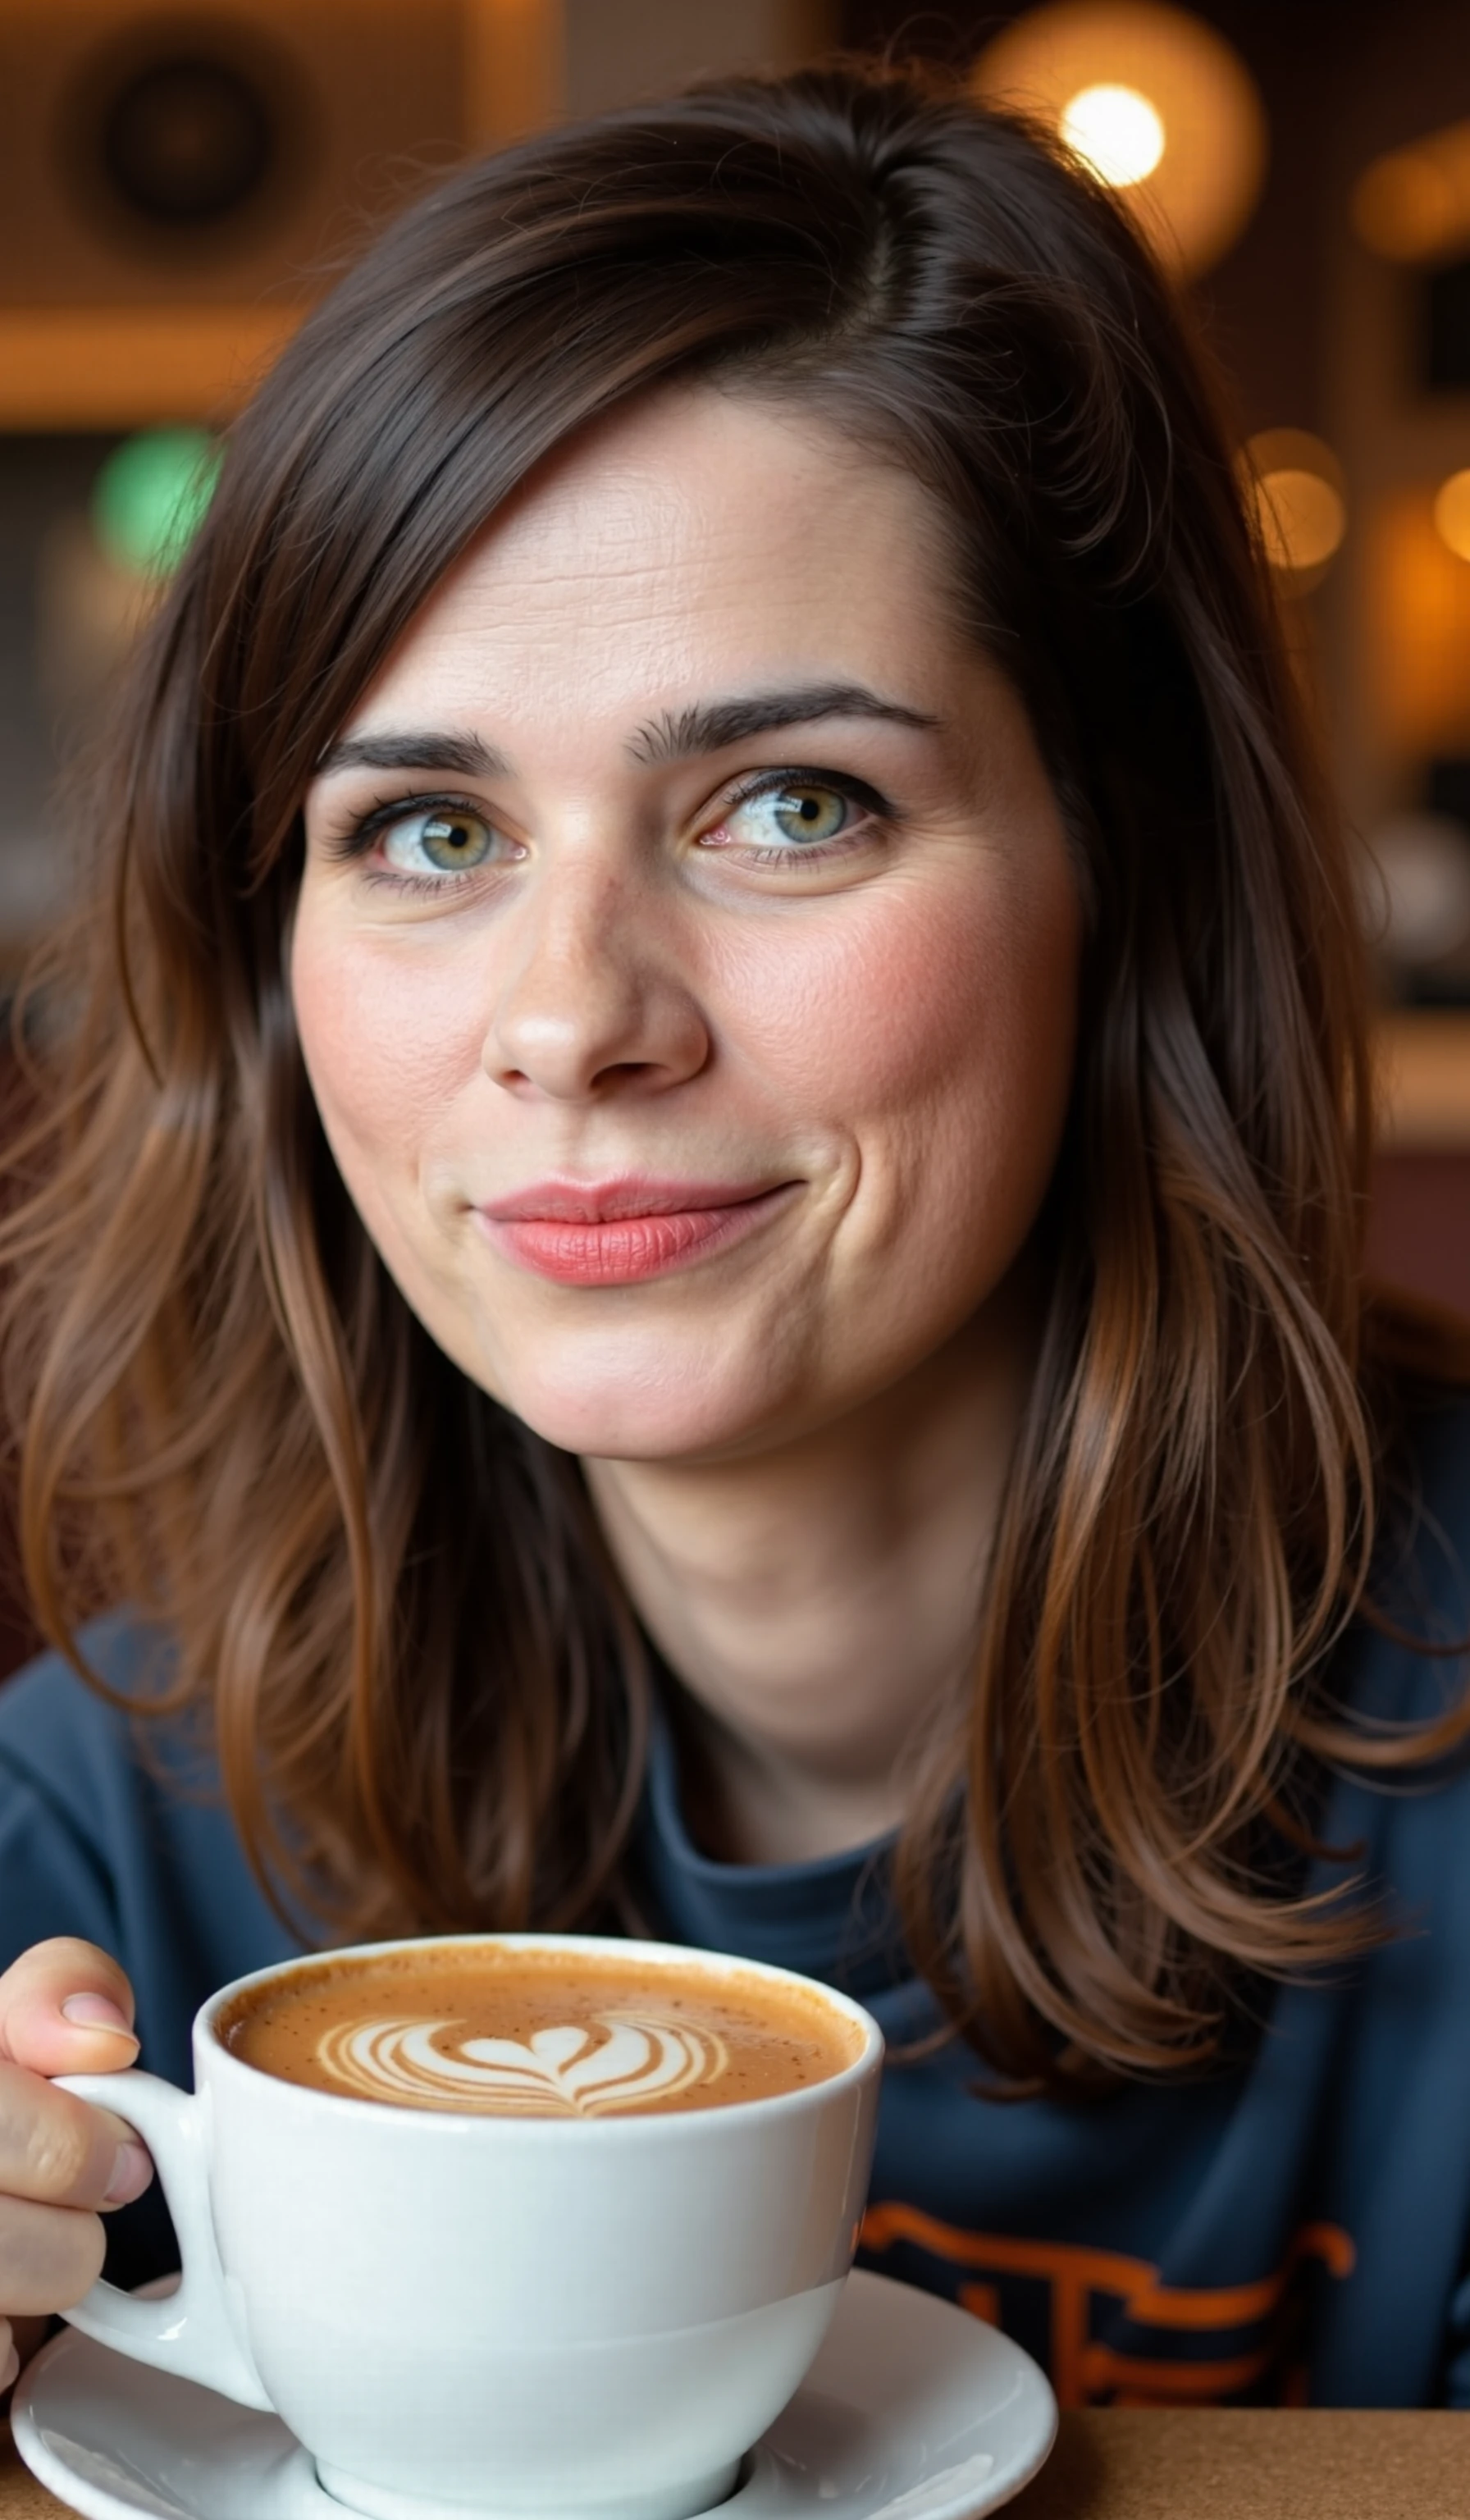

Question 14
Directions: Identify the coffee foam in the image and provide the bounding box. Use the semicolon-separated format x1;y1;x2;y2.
219;1946;861;2118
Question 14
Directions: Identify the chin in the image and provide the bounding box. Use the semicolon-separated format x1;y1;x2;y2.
485;1356;778;1465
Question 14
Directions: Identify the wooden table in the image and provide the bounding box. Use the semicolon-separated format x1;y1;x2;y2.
1007;2412;1470;2518
2;2410;1468;2518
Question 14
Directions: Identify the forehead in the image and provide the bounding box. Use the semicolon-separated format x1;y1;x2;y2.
351;389;960;726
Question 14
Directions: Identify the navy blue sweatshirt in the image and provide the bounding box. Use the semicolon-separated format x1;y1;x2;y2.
5;1396;1470;2408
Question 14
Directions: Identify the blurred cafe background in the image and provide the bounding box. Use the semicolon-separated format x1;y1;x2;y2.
0;0;1468;1665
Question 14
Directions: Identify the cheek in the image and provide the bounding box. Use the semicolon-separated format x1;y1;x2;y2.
288;911;486;1237
722;859;1080;1210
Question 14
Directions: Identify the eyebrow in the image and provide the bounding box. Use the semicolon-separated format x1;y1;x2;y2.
312;682;939;786
313;729;510;781
628;682;939;764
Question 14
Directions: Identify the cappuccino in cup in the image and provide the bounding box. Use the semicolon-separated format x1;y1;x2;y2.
219;1942;863;2116
58;1934;883;2520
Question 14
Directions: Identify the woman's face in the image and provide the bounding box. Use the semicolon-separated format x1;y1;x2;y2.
294;389;1081;1463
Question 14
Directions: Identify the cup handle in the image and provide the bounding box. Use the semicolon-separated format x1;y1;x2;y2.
52;2070;272;2410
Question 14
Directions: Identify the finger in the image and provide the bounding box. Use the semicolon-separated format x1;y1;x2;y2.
0;2061;152;2212
0;2318;13;2394
0;1942;139;2078
0;2193;105;2316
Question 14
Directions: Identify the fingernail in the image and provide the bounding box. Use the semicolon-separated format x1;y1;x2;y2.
61;1994;136;2041
104;2141;153;2206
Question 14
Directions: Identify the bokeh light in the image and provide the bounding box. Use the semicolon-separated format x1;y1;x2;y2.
90;426;221;578
1059;82;1165;187
1365;488;1470;755
1434;470;1470;564
972;1;1267;276
1243;430;1347;583
1354;119;1470;264
1254;472;1346;575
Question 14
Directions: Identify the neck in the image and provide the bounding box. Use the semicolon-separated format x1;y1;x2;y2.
582;1271;1040;1866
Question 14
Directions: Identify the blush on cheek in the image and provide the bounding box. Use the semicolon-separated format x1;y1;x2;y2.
287;928;466;1339
290;923;488;1156
734;872;1076;1129
731;857;1080;1325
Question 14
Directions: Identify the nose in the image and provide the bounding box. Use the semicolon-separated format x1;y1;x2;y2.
482;844;710;1104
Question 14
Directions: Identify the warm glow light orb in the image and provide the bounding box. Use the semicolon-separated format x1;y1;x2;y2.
1059;82;1165;186
1434;470;1470;563
1254;471;1346;575
973;2;1267;276
1243;430;1348;585
1354;120;1470;264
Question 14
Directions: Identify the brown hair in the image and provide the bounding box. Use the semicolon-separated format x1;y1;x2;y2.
4;61;1467;2089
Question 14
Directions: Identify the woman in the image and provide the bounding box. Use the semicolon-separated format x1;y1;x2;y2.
0;59;1468;2412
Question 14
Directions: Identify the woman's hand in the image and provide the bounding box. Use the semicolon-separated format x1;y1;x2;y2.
0;1938;153;2388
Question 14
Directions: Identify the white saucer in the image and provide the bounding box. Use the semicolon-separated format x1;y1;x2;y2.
13;2266;1056;2520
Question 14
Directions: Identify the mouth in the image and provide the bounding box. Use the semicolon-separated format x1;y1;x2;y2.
475;1177;797;1287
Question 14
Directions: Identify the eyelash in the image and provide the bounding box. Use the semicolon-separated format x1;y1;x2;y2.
328;792;498;898
329;765;894;893
707;768;892;865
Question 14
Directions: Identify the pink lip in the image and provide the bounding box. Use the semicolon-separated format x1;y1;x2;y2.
477;1177;795;1286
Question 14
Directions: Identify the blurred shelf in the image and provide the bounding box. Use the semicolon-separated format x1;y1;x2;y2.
1376;1011;1470;1149
0;307;302;429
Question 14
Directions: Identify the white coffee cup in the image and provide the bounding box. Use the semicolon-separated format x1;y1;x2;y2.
57;1932;883;2520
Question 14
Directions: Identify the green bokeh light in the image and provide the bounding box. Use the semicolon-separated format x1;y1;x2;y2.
90;427;222;578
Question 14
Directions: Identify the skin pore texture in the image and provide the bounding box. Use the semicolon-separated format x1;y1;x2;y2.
293;387;1082;1866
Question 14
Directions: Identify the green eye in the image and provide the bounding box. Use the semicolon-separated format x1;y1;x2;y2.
727;782;856;851
382;806;498;875
772;784;849;842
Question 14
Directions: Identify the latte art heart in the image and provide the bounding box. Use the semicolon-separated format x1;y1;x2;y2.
317;2011;731;2114
221;1947;864;2115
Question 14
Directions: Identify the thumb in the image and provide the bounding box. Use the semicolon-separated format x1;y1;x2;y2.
0;1938;140;2078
